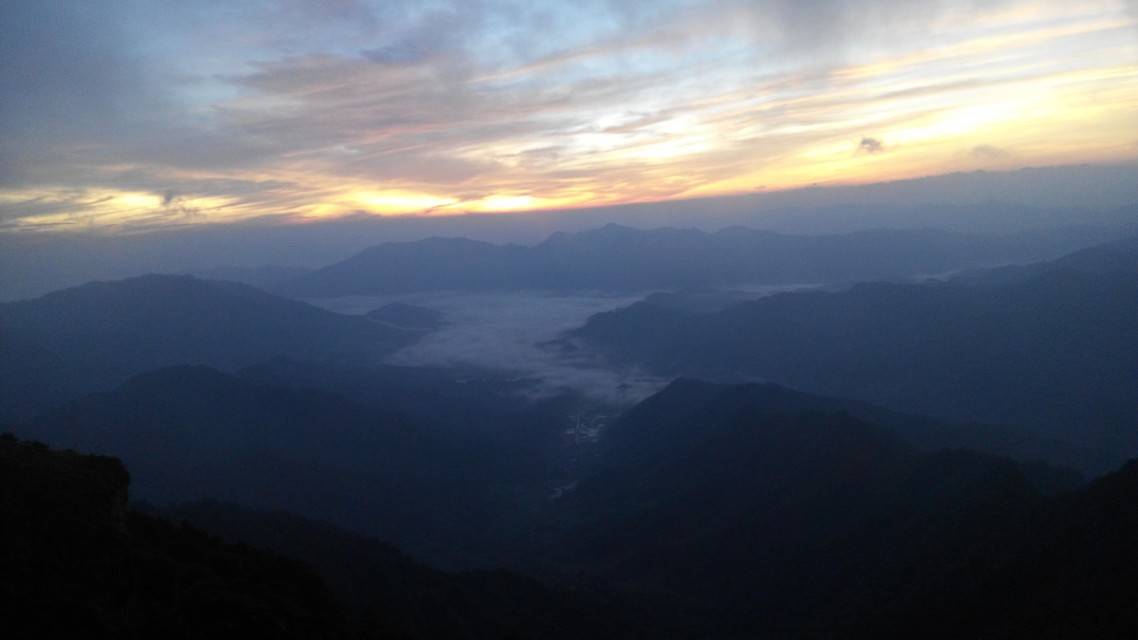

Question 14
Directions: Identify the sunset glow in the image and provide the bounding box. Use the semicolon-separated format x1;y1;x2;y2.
2;0;1137;231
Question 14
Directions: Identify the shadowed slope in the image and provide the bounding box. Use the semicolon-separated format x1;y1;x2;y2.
0;274;413;421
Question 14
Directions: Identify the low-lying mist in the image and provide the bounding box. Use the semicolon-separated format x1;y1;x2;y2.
310;291;665;405
308;286;817;405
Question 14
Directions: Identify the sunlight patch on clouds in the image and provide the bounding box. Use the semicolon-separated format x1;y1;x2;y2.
350;190;459;213
0;189;241;231
1;0;1136;230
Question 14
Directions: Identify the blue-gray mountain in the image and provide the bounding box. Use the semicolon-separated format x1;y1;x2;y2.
547;377;1138;638
571;237;1138;471
279;224;1115;297
0;274;414;422
9;366;1138;637
11;364;576;565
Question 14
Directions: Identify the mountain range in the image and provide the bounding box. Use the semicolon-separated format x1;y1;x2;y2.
9;376;1138;637
6;225;1138;636
571;237;1138;471
1;434;658;639
279;224;1115;298
0;274;413;422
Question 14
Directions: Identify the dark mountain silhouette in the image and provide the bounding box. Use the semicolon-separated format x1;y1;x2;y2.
0;274;413;422
590;378;1087;484
240;358;629;558
238;358;596;482
9;376;1138;637
186;264;314;290
280;224;1098;297
544;378;1131;636
2;434;661;639
13;361;615;566
862;456;1138;639
283;236;525;297
573;252;1138;470
0;434;345;638
13;366;515;563
163;500;665;640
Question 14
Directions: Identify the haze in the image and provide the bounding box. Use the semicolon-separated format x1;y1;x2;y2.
4;2;1138;638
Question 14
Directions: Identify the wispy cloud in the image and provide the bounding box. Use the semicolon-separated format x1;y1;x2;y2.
858;137;886;154
972;144;1011;159
1;0;1136;230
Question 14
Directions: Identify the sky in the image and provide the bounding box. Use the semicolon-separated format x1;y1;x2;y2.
2;0;1137;232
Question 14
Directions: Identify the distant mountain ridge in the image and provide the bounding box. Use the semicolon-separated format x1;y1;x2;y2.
594;378;1094;476
279;223;1109;297
185;264;313;290
954;234;1138;284
0;274;413;422
571;239;1138;470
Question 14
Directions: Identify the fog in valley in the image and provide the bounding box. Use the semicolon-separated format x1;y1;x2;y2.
312;291;665;405
5;1;1138;637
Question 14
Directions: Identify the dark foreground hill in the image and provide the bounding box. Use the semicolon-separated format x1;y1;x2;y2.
549;380;1053;633
14;361;615;566
545;378;1136;637
163;501;663;640
0;434;345;639
0;274;413;422
8;375;1138;637
0;435;659;639
13;365;527;564
865;457;1138;639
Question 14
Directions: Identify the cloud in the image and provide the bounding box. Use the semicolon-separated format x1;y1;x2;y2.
313;290;670;406
707;0;1029;61
858;137;886;154
2;1;1136;230
0;1;167;162
972;144;1010;159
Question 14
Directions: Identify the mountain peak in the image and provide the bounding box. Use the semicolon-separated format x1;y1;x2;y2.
119;364;244;393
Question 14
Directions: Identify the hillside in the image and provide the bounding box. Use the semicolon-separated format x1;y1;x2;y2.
8;378;1138;637
0;434;345;638
543;379;1129;635
953;234;1138;285
165;500;661;639
14;366;504;562
573;263;1138;469
0;274;413;421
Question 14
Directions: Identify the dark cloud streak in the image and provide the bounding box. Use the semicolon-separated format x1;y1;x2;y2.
858;137;885;154
1;1;1133;229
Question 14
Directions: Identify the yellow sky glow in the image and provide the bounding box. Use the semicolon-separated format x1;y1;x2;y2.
2;1;1136;231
